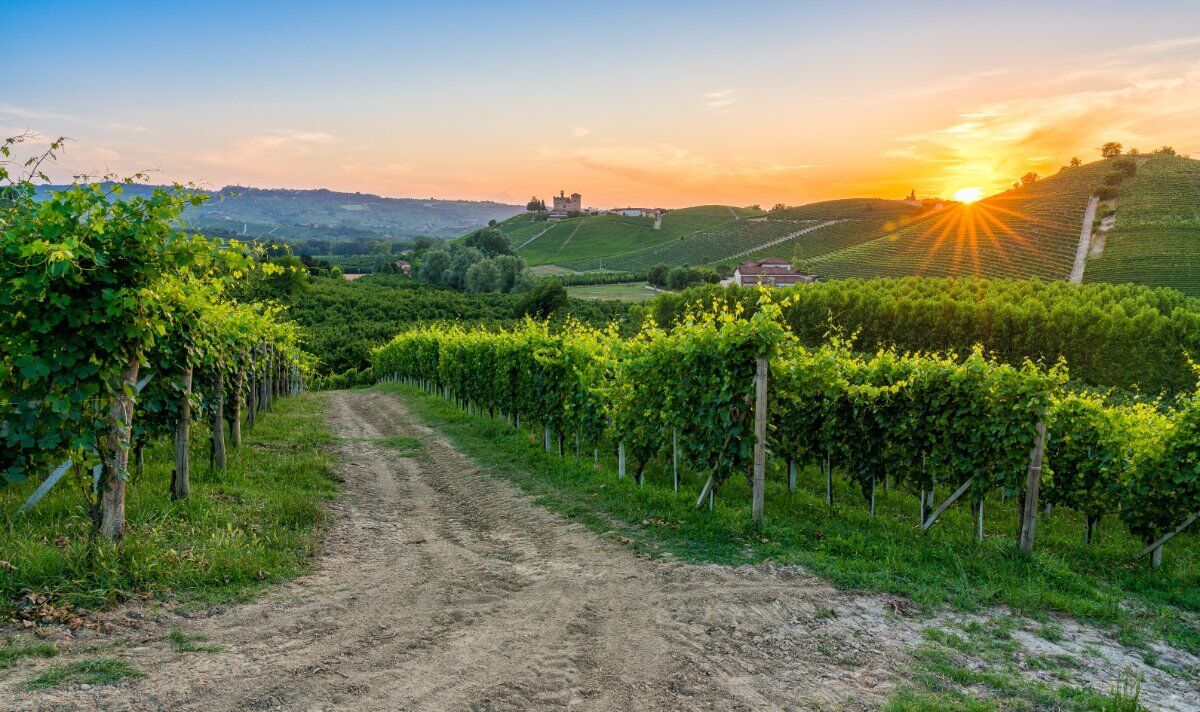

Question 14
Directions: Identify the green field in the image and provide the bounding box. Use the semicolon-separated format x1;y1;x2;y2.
565;281;656;301
1084;155;1200;295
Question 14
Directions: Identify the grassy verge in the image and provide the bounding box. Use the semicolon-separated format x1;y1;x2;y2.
0;393;337;616
379;382;1200;658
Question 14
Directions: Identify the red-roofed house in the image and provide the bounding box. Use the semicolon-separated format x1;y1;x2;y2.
726;258;816;287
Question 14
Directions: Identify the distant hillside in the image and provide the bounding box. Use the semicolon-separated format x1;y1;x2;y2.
804;163;1108;280
511;205;763;267
37;183;523;239
1084;154;1200;295
505;199;924;272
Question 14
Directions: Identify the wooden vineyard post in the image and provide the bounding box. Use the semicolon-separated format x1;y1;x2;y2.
751;358;767;525
171;362;193;501
1135;512;1199;568
212;368;226;470
544;426;552;453
869;476;876;518
975;499;984;544
1018;419;1048;555
672;427;679;494
788;459;796;492
824;456;833;507
618;442;626;479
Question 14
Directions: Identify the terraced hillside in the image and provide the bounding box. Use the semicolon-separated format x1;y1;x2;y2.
560;219;835;272
769;198;925;222
515;205;762;266
807;162;1109;280
1084;155;1200;295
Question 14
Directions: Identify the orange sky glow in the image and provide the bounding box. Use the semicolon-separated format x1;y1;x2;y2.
5;3;1200;208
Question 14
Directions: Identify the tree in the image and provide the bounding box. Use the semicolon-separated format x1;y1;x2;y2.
770;203;788;213
465;259;501;293
526;196;545;211
492;255;525;293
1069;156;1082;168
1100;142;1123;159
647;264;670;287
520;278;567;318
1156;146;1176;156
446;247;484;290
418;248;451;285
1020;172;1039;186
488;219;497;227
464;228;513;257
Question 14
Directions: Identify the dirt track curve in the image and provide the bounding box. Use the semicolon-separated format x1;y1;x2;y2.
5;390;935;710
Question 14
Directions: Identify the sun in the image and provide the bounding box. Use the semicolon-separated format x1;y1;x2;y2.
954;187;984;204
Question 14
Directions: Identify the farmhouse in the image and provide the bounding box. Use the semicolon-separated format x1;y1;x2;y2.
725;257;816;287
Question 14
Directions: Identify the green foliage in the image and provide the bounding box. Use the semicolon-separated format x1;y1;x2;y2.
462;227;513;257
644;279;1200;394
520;278;568;318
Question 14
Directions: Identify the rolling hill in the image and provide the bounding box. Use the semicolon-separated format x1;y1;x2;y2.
506;199;926;272
1083;154;1200;295
804;162;1108;281
38;183;523;240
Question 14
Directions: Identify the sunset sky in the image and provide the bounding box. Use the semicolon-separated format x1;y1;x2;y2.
5;0;1200;207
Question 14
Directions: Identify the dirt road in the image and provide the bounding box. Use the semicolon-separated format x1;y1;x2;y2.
7;390;1196;710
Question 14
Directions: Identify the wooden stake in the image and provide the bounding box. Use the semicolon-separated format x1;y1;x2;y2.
1135;512;1198;564
212;368;226;470
752;358;767;525
869;476;876;518
1018;419;1048;555
788;459;796;492
618;442;626;479
672;427;679;494
171;363;193;501
921;477;974;531
824;456;832;507
975;498;984;543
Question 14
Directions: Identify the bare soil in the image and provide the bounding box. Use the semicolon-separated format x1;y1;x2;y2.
3;390;1197;710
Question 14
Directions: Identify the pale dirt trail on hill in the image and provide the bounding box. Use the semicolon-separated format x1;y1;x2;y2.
5;390;1198;710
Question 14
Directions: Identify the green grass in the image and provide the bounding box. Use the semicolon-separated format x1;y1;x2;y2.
167;629;222;653
892;620;1147;710
23;657;144;689
0;640;57;669
377;382;1200;657
0;394;337;615
374;435;423;455
566;282;656;302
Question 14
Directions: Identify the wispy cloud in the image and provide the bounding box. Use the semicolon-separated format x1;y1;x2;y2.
571;126;591;138
0;102;147;132
703;89;739;111
537;141;815;194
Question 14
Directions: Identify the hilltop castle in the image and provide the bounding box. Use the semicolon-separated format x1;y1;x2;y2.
552;190;581;214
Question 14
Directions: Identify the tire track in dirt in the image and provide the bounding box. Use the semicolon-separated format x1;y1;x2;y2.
18;389;1194;710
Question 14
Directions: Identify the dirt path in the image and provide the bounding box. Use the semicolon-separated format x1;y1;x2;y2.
1069;195;1100;283
5;390;1198;710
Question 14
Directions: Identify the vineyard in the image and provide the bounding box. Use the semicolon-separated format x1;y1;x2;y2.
559;219;821;272
645;279;1200;394
372;297;1200;570
1085;155;1200;295
513;205;759;268
1;137;309;552
807;162;1108;280
767;198;926;222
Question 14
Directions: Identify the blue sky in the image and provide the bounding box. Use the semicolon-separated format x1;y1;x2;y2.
5;0;1200;205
